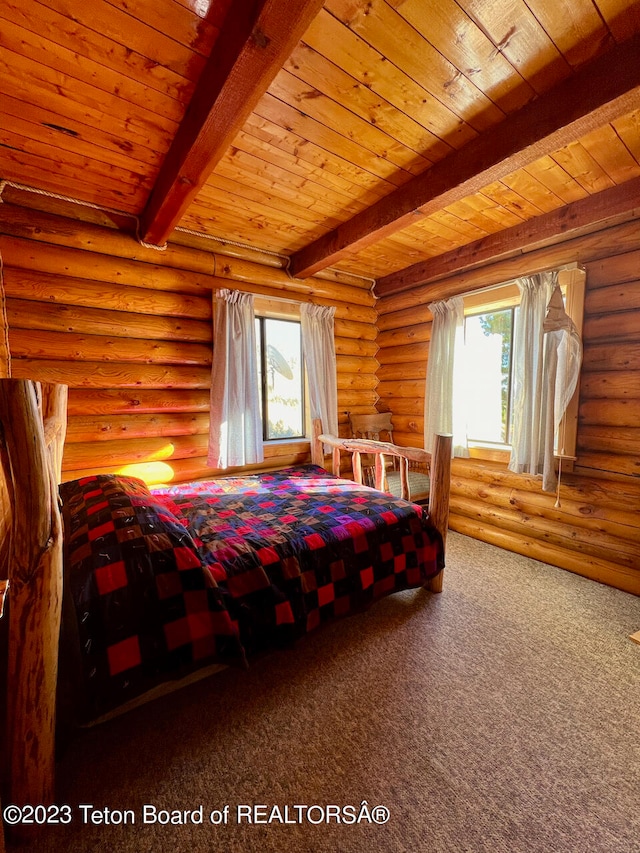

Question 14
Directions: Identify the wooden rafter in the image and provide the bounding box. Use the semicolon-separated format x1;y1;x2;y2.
140;0;325;247
376;176;640;296
289;33;640;279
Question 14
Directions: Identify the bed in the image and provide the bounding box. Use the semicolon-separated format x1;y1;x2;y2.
0;379;451;831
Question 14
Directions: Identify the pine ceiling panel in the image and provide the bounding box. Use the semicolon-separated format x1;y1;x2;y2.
241;113;395;201
577;123;640;183
303;8;478;152
279;51;439;171
268;69;432;176
251;94;411;187
613;109;640;161
100;0;229;55
499;168;570;213
0;0;196;100
479;181;547;219
284;37;455;162
323;0;508;130
456;0;572;94
34;0;209;79
320;103;640;280
593;0;640;42
521;156;590;205
0;0;229;214
229;127;388;213
184;198;314;254
551;142;619;195
202;173;346;230
387;0;538;113
1;0;639;283
523;0;616;68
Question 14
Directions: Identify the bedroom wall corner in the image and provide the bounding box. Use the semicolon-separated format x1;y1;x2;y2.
376;217;640;596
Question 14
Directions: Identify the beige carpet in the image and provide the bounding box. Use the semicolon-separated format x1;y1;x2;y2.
12;532;640;853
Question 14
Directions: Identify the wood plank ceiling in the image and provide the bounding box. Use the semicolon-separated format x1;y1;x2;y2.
1;0;639;293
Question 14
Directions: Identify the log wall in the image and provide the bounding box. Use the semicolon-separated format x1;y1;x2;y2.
2;194;638;594
0;197;378;485
377;218;640;595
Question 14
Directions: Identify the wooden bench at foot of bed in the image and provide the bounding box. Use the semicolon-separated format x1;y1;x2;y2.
310;418;452;593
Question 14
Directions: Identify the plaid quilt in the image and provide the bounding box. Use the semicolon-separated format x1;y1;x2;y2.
60;466;443;721
59;474;245;722
153;465;443;655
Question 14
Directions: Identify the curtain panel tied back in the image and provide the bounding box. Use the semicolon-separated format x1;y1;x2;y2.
300;303;338;448
208;289;263;469
508;272;582;491
424;296;465;456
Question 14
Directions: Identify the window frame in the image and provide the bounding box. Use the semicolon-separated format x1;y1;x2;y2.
463;303;517;448
460;265;585;465
253;297;309;443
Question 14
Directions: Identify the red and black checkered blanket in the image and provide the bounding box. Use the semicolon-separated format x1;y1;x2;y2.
59;465;443;722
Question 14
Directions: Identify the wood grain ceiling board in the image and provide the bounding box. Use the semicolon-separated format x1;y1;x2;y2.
267;69;433;176
323;0;509;129
287;35;640;275
454;0;572;93
614;109;640;160
316;109;640;280
241;111;398;200
0;0;639;284
299;8;478;152
191;1;639;278
593;0;640;41
226;126;389;212
139;0;326;244
0;0;229;213
0;0;199;100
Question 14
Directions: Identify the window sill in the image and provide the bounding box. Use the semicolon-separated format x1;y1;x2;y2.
467;445;511;463
466;445;577;469
264;437;309;447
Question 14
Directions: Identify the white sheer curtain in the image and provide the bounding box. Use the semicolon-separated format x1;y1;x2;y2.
424;296;466;456
208;289;263;469
508;271;558;487
541;283;583;491
300;303;338;440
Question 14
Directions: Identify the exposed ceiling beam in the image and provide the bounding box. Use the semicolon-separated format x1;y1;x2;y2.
289;33;640;279
140;0;324;247
375;176;640;297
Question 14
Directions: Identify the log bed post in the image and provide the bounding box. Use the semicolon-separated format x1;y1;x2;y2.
310;418;324;467
425;433;452;593
0;380;67;836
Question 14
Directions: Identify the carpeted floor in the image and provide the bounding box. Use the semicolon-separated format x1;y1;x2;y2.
11;532;640;853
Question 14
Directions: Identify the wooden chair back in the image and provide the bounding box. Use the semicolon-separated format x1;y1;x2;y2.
348;411;431;502
348;412;395;442
348;413;395;487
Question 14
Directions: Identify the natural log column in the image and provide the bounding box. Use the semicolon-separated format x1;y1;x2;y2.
0;286;9;380
310;418;324;467
426;433;452;593
0;380;68;835
0;421;9;853
41;383;69;484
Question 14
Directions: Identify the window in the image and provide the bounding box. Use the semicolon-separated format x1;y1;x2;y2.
255;314;305;441
458;266;585;463
464;307;515;446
